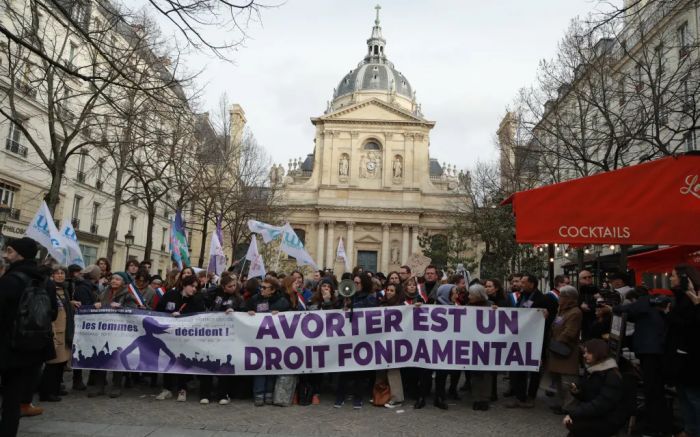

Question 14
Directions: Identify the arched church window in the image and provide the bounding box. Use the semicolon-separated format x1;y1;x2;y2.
364;140;381;150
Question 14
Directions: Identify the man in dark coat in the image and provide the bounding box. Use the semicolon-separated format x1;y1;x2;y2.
0;238;56;437
506;273;557;408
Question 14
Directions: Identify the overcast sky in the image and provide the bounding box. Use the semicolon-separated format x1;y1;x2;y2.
180;0;607;171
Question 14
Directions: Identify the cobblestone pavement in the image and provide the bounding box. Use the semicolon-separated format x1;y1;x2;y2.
17;374;563;437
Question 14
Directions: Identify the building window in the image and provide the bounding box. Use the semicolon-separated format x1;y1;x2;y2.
72;195;82;229
95;158;104;190
129;215;136;232
77;150;86;182
364;140;381;150
0;182;17;207
5;122;27;157
685;130;697;151
71;1;87;23
79;244;97;265
161;227;168;251
678;21;690;57
90;202;99;233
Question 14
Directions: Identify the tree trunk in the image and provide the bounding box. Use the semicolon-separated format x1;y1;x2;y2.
143;204;156;261
198;210;210;268
105;170;125;267
45;160;65;216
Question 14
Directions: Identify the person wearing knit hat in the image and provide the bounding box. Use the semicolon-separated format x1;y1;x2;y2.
1;236;55;428
6;237;39;260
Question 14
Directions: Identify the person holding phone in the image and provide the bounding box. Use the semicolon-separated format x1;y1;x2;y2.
562;339;627;436
667;264;700;437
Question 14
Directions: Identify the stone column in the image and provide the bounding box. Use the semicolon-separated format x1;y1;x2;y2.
346;222;355;271
325;221;336;270
316;221;325;268
381;223;391;273
412;226;423;255
401;224;410;263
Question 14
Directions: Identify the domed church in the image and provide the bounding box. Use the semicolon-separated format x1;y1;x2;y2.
272;6;462;273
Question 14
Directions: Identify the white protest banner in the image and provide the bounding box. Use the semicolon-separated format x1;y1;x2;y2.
25;201;67;263
72;306;545;375
59;218;85;267
247;219;283;243
279;223;318;269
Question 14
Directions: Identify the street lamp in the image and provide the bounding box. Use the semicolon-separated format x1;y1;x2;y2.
124;230;135;264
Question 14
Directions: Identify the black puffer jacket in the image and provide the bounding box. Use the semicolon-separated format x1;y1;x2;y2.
155;288;206;314
0;259;58;370
246;290;290;313
571;358;627;428
73;278;99;306
665;288;700;386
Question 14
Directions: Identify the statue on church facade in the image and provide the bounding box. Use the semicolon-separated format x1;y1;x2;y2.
339;154;349;177
392;155;403;179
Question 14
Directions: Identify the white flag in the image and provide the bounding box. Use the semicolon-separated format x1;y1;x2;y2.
279;223;318;269
245;236;266;278
24;201;67;263
59;218;85;267
207;230;227;276
336;236;350;272
247;219;283;243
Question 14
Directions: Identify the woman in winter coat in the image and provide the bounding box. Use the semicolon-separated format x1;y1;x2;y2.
88;272;139;398
334;272;377;409
667;264;700;437
465;283;494;411
563;339;627;437
39;266;75;402
246;277;290;406
378;283;405;408
153;274;206;402
546;285;582;415
301;278;339;405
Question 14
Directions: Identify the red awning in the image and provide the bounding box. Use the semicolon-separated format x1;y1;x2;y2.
501;154;700;245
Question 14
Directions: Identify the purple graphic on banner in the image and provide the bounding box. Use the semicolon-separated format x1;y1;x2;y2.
72;309;236;375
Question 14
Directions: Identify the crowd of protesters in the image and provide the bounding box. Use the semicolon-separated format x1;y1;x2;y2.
1;238;699;437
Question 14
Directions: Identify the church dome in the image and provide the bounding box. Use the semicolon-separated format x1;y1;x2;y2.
334;6;413;100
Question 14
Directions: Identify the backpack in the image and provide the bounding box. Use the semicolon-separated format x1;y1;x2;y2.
10;272;54;352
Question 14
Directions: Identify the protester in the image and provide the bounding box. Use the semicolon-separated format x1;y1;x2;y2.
589;300;612;340
667;265;700;437
335;272;377;409
88;272;140;398
507;273;556;408
0;238;56;436
124;259;140;283
485;278;509;308
39;266;76;402
563;339;627;437
134;270;156;309
247;277;290;406
398;265;411;283
169;275;207;403
375;282;405;408
611;285;670;435
465;283;493;411
423;265;440;302
577;270;598;341
96;257;112;291
546;285;582;415
71;264;101;390
290;270;313;301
